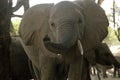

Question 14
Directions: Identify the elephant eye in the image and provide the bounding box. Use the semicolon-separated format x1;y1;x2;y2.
78;18;82;23
50;22;55;27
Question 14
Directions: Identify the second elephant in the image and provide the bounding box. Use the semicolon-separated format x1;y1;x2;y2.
10;36;33;80
91;43;120;78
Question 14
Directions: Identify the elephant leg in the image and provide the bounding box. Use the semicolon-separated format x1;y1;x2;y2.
32;63;40;80
102;70;107;78
41;58;56;80
118;69;120;77
68;56;91;80
116;68;120;77
55;62;69;80
89;66;95;75
93;67;96;75
113;67;117;77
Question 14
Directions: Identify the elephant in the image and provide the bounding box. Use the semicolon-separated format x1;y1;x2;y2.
90;43;120;78
94;43;120;67
10;36;33;80
113;56;120;77
19;0;109;80
96;47;120;78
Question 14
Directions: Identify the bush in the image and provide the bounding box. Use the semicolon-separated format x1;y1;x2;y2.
104;27;120;46
11;19;21;36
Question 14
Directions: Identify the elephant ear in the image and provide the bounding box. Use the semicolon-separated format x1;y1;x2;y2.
75;0;109;51
19;4;54;45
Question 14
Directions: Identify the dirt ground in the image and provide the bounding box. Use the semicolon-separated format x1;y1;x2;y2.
30;76;120;80
90;67;120;80
91;75;120;80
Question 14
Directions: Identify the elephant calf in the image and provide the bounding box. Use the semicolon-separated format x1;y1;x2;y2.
10;36;33;80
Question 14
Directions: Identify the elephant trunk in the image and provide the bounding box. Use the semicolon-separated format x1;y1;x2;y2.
44;41;70;54
44;24;78;54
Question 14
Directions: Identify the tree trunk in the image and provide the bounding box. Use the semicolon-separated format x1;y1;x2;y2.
23;0;29;12
97;0;104;5
12;0;29;12
0;0;12;79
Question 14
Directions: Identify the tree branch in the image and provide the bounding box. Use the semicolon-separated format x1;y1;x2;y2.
12;14;22;18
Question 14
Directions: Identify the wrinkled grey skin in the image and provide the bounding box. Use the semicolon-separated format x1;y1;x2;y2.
10;37;33;80
19;0;108;80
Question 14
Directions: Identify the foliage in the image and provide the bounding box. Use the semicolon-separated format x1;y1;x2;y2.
104;2;120;46
104;27;120;46
11;19;21;36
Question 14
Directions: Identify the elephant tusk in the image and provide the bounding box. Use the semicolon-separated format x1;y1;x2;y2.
77;39;83;55
77;39;84;80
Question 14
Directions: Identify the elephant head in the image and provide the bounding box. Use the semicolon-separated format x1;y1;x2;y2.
44;0;109;63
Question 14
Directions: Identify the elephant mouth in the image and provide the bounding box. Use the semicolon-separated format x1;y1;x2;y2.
43;35;83;56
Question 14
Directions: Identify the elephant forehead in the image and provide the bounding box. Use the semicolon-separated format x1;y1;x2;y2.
52;1;75;11
50;1;77;19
